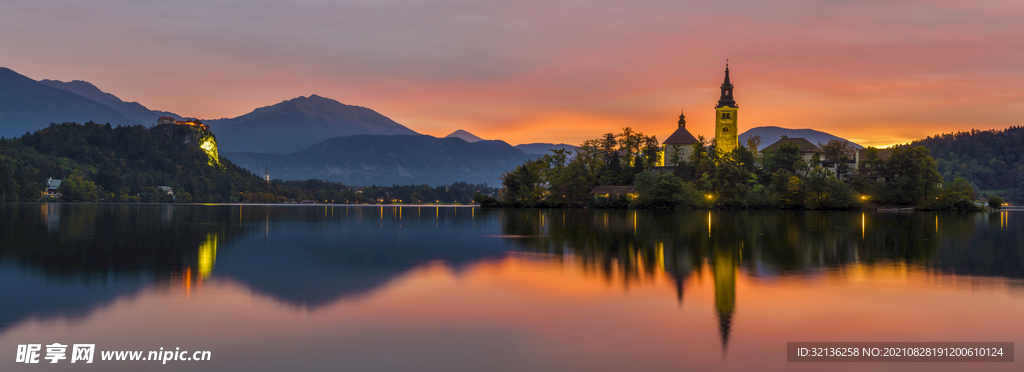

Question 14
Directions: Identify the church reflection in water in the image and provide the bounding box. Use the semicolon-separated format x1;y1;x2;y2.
3;204;1022;353
496;208;1021;352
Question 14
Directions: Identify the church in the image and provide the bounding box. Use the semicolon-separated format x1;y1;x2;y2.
663;63;739;166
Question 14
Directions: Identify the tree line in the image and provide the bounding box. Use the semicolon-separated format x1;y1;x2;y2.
252;181;494;204
485;127;992;211
911;126;1024;203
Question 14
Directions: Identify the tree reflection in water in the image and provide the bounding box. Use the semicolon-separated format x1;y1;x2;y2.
497;209;1024;351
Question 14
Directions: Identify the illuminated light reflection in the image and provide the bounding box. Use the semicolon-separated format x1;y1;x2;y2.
198;233;218;278
656;241;665;272
712;250;736;352
184;267;191;298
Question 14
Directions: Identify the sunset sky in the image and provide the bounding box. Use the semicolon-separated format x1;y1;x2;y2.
2;0;1021;147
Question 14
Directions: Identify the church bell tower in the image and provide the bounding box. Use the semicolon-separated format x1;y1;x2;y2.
714;61;739;154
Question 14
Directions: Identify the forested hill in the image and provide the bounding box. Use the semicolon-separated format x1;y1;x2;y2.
910;126;1024;196
0;122;272;202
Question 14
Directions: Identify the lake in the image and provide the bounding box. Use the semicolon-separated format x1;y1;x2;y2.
2;204;1022;371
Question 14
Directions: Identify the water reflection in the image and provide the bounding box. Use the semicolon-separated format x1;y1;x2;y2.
500;209;1023;278
1;204;504;332
497;209;1024;352
2;204;1023;371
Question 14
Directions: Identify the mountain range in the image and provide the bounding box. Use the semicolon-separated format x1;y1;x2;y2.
0;68;138;137
208;95;420;154
445;129;577;155
514;142;578;155
38;79;181;124
225;135;531;186
445;129;485;142
739;126;863;150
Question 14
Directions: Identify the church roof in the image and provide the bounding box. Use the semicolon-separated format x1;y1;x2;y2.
716;65;737;108
763;137;821;153
857;147;895;161
664;126;698;145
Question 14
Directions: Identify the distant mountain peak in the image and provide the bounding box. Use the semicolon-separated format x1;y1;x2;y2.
206;95;419;154
446;129;485;143
0;67;139;137
37;78;180;124
740;126;863;150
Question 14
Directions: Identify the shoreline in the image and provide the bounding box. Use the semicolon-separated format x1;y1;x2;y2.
10;202;1022;212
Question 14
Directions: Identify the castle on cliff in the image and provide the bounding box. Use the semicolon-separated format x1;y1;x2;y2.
158;117;209;130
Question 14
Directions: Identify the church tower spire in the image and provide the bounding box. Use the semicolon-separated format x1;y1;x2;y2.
714;61;739;154
717;60;736;108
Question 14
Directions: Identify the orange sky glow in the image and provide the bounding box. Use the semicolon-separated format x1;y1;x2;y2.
2;0;1021;147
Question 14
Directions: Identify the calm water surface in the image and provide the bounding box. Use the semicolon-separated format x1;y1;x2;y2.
1;204;1023;371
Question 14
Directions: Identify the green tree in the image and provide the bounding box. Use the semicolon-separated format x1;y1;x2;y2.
769;170;804;209
667;145;683;169
500;159;546;206
804;165;831;208
1015;165;1024;204
709;151;753;206
541;148;592;206
764;142;803;175
631;171;698;209
617;127;643;159
884;146;943;205
988;195;1004;209
641;135;661;168
820;138;857;180
687;135;713;183
59;173;99;202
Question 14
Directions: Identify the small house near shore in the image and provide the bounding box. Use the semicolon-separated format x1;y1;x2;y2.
42;177;62;197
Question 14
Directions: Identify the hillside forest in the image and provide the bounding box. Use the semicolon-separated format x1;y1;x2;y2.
0;122;493;204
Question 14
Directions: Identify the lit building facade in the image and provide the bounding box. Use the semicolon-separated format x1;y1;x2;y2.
714;63;739;155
